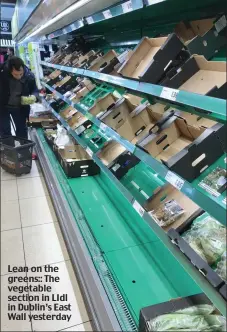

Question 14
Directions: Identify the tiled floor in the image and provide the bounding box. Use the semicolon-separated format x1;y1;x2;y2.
1;161;93;331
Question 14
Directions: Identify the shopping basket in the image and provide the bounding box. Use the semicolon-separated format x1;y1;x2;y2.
0;136;36;176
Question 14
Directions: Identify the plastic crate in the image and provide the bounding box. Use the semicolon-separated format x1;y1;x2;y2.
0;136;35;176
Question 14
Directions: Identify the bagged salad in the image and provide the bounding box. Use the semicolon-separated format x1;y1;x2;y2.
148;304;226;331
215;251;226;281
152;199;185;227
183;213;226;265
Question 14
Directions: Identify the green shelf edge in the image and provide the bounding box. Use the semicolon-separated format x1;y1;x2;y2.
41;99;226;316
41;85;226;226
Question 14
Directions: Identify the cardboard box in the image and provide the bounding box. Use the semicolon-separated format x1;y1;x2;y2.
138;109;226;182
100;98;131;130
118;34;187;84
109;151;140;180
58;145;100;178
70;87;90;103
88;50;119;73
168;211;226;290
58;144;84;160
145;183;200;231
60;106;76;119
129;103;157;144
98;141;126;166
155;55;226;139
118;36;167;79
190;18;215;36
181;16;227;60
89;93;117;116
139;293;214;332
164;122;226;182
41;120;58;129
67;112;87;129
161;55;226;92
175;18;215;42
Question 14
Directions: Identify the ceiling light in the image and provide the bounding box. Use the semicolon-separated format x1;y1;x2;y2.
19;0;91;43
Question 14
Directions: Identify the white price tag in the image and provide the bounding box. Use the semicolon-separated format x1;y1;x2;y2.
160;87;179;101
86;147;93;157
165;171;184;190
103;9;112;19
100;122;107;132
147;0;165;4
62;28;67;34
86;16;94;24
215;15;227;33
133;200;145;217
122;0;133;13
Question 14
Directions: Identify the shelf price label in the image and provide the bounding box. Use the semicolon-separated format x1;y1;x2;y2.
133;200;145;217
165;171;185;190
160;87;179;102
100;122;107;132
122;0;133;13
103;9;112;19
86;147;93;157
86;16;94;24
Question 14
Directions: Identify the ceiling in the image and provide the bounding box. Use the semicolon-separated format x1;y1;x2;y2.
15;0;120;42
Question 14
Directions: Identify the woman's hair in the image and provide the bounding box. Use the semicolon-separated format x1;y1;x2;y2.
8;56;25;72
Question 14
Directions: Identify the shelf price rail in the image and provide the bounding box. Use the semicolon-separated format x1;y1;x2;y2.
41;79;226;226
41;61;227;123
42;97;227;317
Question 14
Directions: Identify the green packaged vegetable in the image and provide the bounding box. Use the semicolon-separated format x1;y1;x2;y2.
175;304;214;315
149;313;210;331
183;213;226;265
216;251;226;281
21;95;36;105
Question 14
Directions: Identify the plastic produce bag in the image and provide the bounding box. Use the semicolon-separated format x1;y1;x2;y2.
216;251;226;281
21;95;36;105
149;313;211;331
55;125;73;147
153;199;185;227
175;304;215;315
183;213;226;265
30;103;46;116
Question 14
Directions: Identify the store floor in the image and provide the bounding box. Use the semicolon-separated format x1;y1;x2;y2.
1;161;93;332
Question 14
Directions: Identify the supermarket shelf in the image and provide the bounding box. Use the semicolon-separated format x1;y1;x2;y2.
41;98;227;316
46;0;144;40
41;61;227;123
41;81;226;226
30;128;122;332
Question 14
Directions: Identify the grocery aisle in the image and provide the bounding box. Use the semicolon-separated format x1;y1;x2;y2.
1;161;93;332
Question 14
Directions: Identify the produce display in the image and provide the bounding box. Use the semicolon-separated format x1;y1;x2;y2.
183;213;226;276
148;305;226;331
216;252;226;282
199;167;227;196
152;199;185;227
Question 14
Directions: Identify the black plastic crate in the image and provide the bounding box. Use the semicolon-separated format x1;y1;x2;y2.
139;293;214;332
0;136;35;176
167;212;226;291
